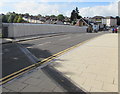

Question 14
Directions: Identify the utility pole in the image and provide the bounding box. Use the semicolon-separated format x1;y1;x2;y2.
118;1;120;17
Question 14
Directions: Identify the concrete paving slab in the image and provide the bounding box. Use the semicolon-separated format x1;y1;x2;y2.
3;81;28;92
51;33;118;92
20;85;43;92
2;68;66;92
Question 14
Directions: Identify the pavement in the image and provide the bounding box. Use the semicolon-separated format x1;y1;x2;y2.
2;33;118;92
51;33;118;92
2;68;68;92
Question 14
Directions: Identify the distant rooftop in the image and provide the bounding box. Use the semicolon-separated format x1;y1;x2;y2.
105;16;116;19
92;16;105;19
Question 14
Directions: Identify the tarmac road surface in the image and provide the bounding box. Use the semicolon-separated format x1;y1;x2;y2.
2;32;106;79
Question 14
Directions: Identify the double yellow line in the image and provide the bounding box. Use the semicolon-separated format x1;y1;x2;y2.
0;35;101;85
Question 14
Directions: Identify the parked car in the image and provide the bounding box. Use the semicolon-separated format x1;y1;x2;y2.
106;27;110;31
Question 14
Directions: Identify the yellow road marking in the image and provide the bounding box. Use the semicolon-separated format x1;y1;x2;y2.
37;36;96;65
0;67;35;85
0;64;35;81
1;34;102;84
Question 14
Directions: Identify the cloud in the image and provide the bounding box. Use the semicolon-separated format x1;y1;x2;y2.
0;2;7;12
65;10;71;17
0;0;117;3
0;1;70;16
12;1;73;16
13;1;61;16
0;3;3;8
79;2;118;17
0;1;119;17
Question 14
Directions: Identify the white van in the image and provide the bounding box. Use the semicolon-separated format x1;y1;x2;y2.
91;23;99;33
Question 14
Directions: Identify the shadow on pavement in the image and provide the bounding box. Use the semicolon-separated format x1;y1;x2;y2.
20;43;87;92
42;65;87;93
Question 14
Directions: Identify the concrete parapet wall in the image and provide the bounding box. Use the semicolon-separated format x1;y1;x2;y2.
2;23;87;38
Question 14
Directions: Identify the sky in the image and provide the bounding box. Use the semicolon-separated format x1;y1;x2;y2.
0;0;119;17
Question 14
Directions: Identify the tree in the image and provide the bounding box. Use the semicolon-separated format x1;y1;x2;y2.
7;12;16;23
2;15;7;23
75;7;79;18
70;7;82;22
12;12;16;14
75;7;79;13
70;10;76;21
25;13;30;17
77;15;82;19
57;14;65;21
38;14;42;17
51;15;56;17
6;12;12;15
17;16;23;23
5;15;10;23
116;16;119;18
7;15;14;23
13;15;19;23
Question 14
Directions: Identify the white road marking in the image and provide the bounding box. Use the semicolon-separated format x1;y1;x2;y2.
59;37;71;40
27;46;33;48
26;42;51;48
5;39;13;41
37;42;51;46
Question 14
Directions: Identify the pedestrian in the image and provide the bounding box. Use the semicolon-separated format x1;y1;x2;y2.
115;28;117;33
112;28;114;33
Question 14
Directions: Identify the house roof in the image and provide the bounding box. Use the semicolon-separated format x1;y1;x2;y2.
92;16;105;19
77;18;93;26
105;16;115;19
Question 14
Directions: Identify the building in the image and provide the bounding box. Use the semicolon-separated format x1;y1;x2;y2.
75;18;90;27
23;16;70;25
64;22;71;25
75;18;99;32
64;16;71;25
56;21;64;25
91;16;105;23
90;16;105;30
102;16;117;27
23;16;45;24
